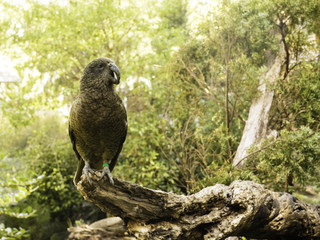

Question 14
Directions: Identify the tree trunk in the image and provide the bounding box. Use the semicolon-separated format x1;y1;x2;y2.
75;174;320;240
232;27;286;168
225;68;233;159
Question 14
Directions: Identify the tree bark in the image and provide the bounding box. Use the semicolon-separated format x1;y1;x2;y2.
76;174;320;240
232;27;286;168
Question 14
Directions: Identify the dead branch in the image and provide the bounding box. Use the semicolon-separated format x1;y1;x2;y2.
76;175;320;240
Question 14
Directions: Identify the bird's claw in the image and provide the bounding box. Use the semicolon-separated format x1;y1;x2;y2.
99;166;114;185
84;162;95;185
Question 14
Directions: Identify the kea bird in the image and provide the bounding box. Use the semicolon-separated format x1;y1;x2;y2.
69;57;127;185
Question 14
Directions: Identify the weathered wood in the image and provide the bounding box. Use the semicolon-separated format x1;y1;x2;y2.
77;175;320;240
232;26;286;168
68;217;136;240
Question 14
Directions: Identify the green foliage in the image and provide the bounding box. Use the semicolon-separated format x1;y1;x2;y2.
0;223;30;240
248;0;320;194
117;108;180;192
0;0;151;124
270;59;320;131
18;114;82;216
0;156;35;240
0;112;82;239
151;0;188;60
246;127;320;192
155;0;279;192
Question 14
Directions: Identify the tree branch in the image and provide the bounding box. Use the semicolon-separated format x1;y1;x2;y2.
76;175;320;240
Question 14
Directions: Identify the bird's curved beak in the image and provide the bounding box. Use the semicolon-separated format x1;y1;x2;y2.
109;63;121;85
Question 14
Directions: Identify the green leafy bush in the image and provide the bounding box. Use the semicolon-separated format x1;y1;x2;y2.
0;156;35;240
246;127;320;192
18;114;82;217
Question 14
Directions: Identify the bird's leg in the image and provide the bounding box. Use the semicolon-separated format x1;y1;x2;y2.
83;162;95;184
99;163;114;185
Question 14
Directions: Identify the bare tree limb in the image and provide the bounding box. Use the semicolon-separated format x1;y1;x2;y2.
76;175;320;240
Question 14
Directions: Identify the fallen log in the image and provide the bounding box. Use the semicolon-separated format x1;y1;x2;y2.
76;175;320;240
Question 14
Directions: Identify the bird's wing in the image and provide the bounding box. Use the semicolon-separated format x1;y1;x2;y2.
68;121;82;161
69;120;86;185
108;123;127;172
109;102;127;172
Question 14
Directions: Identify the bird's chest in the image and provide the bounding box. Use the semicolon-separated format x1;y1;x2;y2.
79;100;122;131
73;96;123;136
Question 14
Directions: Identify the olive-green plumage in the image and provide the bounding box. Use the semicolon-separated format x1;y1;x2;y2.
69;57;127;185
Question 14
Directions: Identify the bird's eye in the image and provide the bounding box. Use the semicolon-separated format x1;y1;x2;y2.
98;63;105;69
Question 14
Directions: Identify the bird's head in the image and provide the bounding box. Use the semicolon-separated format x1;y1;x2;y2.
80;57;121;90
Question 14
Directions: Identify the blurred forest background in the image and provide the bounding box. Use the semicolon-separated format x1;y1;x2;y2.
0;0;319;239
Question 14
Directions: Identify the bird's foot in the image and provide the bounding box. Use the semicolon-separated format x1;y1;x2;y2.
83;162;95;185
99;164;114;185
